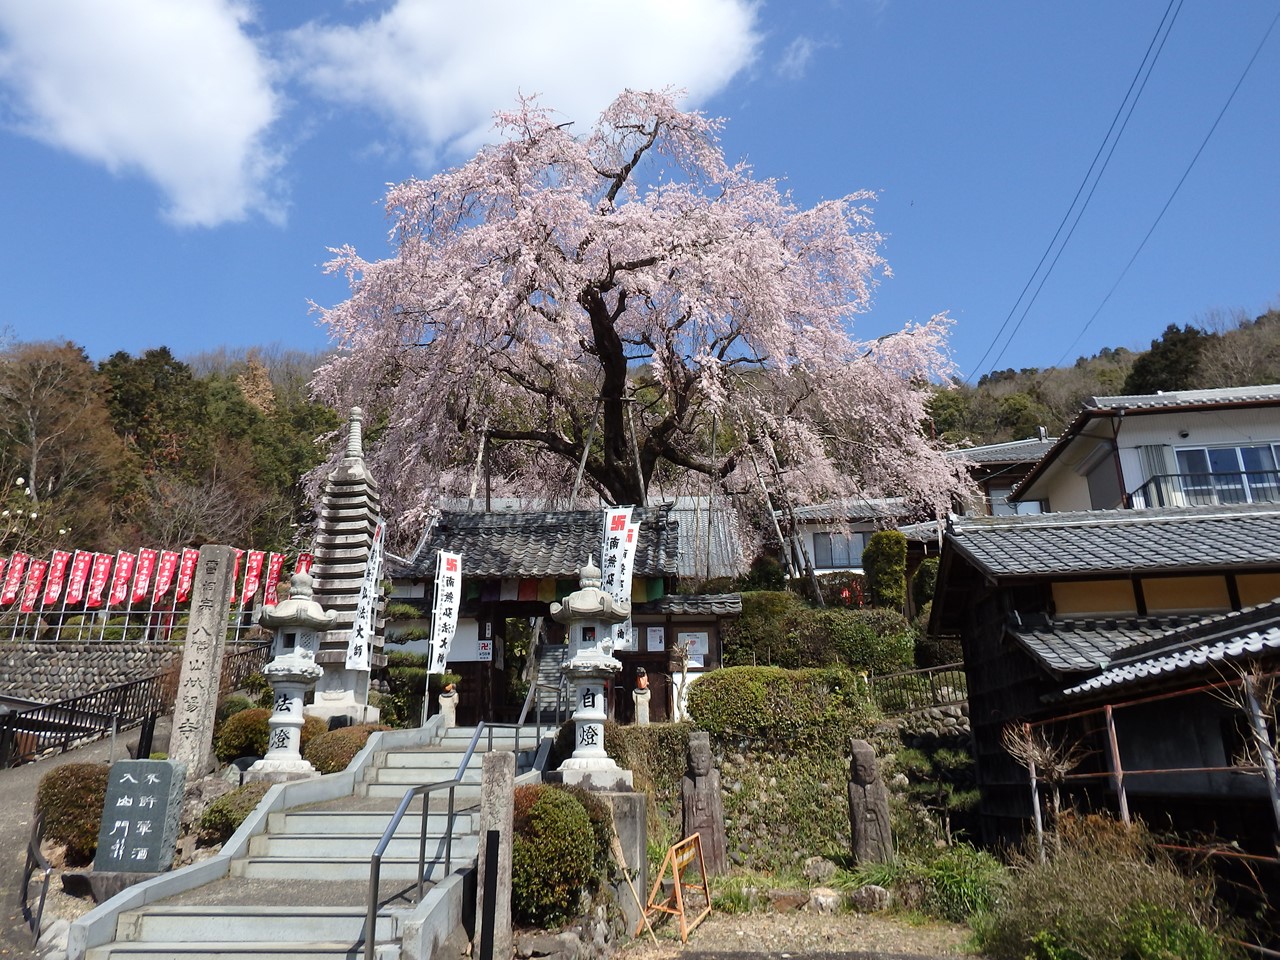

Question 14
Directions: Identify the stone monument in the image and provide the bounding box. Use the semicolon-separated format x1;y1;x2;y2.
169;545;235;783
550;559;632;791
681;731;728;876
848;739;893;864
93;759;185;874
310;408;385;723
632;667;651;726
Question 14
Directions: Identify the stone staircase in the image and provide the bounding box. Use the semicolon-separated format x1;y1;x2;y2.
76;725;544;960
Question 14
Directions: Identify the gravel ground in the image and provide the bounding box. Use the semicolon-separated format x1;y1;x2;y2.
620;910;976;959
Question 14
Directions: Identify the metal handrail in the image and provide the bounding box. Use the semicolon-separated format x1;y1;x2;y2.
20;811;52;944
867;661;968;716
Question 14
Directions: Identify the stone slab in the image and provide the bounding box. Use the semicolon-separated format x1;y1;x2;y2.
92;759;185;873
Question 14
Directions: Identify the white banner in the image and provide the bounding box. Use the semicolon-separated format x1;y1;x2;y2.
345;519;386;671
428;550;463;673
600;508;639;651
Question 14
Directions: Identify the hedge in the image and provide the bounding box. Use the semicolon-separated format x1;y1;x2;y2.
36;762;109;865
511;784;599;928
304;723;390;774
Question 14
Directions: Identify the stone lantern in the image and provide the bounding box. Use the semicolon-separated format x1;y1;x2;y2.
245;570;336;782
550;559;632;790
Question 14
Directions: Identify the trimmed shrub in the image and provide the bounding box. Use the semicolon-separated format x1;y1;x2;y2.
383;601;424;621
815;571;867;608
215;695;254;729
511;784;599;928
36;762;109;865
792;607;915;675
720;590;807;666
304;723;390;774
214;709;325;762
972;815;1238;960
686;665;877;742
198;781;272;845
911;557;939;609
862;530;907;610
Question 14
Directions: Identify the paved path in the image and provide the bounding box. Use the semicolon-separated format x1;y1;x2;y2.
1;724;165;960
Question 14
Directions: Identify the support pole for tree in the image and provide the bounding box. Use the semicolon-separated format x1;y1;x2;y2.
1026;724;1046;863
625;400;646;508
1104;704;1130;825
1243;674;1280;838
570;401;602;505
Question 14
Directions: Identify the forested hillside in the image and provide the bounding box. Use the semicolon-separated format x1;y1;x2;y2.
931;304;1280;447
0;341;336;556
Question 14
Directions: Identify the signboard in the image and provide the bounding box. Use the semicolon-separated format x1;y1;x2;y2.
92;759;185;873
646;626;667;653
477;638;493;662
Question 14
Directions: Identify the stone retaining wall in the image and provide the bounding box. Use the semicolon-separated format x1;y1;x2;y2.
0;641;179;701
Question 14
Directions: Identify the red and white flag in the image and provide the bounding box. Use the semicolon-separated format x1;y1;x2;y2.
153;550;179;604
43;550;72;606
228;549;244;606
1;553;29;605
132;548;158;605
19;560;47;613
107;552;136;607
295;552;313;574
263;553;286;605
175;548;199;603
242;550;265;604
85;553;113;609
65;551;93;605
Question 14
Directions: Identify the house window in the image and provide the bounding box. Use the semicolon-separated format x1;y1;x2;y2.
988;484;1044;516
812;532;865;569
1175;444;1280;505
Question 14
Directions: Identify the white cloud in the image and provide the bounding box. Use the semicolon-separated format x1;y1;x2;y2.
776;35;830;81
288;0;761;160
0;0;283;227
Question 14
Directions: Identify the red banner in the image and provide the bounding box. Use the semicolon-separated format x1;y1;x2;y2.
107;552;136;607
228;549;244;605
1;553;29;605
153;550;179;604
175;548;199;603
65;550;93;605
295;552;313;574
263;553;286;606
132;548;158;604
20;560;47;613
0;557;7;587
43;550;72;606
242;550;265;604
85;553;113;609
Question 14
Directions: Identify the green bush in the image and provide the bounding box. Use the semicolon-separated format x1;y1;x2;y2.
972;815;1238;960
36;762;109;865
198;781;272;844
686;666;877;741
215;695;254;729
815;571;867;608
863;531;907;610
911;557;939;609
840;843;1005;923
213;709;325;762
511;784;599;928
383;601;425;621
795;607;915;675
720;590;808;666
303;723;390;774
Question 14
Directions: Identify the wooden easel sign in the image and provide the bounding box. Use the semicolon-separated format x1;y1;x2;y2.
637;834;712;942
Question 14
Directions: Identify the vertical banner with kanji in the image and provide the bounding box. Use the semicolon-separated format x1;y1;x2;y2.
600;507;639;650
19;560;47;613
1;552;29;606
428;551;463;673
86;553;114;608
241;550;265;605
174;548;199;604
43;550;72;606
345;520;385;671
131;548;158;605
153;551;180;605
263;553;286;606
65;550;93;605
107;552;137;608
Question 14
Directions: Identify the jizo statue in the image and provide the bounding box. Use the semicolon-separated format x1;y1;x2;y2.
848;738;893;864
682;731;728;875
632;666;651;726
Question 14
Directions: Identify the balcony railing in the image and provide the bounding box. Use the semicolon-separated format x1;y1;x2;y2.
1127;470;1280;509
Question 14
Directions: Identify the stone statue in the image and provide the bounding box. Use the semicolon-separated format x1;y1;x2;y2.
632;667;651;726
848;739;893;864
681;731;728;876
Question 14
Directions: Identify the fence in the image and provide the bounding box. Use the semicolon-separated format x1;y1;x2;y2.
0;638;271;768
867;661;967;717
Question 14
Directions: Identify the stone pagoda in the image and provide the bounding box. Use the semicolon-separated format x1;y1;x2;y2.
309;407;385;723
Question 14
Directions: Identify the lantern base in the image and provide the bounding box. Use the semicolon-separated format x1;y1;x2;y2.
552;766;634;792
243;758;319;783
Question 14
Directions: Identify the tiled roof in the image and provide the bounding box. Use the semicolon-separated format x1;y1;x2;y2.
1086;383;1280;412
946;436;1057;465
392;505;680;580
946;505;1280;579
1059;599;1280;697
786;497;910;523
635;593;742;616
1009;613;1201;675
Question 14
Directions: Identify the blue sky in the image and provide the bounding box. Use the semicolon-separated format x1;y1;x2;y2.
0;0;1276;383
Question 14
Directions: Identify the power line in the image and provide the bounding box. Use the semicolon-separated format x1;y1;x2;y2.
1047;5;1280;370
966;0;1183;384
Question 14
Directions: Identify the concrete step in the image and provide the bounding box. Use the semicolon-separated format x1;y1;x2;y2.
366;766;484;786
115;906;402;944
249;832;475;860
361;781;481;801
231;854;468;882
87;940;398;960
376;749;534;770
267;810;477;835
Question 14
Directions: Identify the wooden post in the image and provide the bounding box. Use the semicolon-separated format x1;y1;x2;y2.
1104;704;1130;825
1244;674;1280;838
